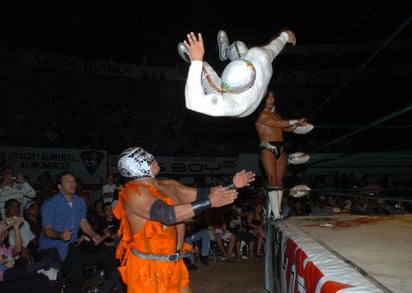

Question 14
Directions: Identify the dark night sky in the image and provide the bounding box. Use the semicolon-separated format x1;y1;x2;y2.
0;1;411;154
1;1;411;65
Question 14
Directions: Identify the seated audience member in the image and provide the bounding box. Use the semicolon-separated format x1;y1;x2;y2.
332;197;351;215
287;198;309;217
76;230;122;292
228;204;255;260
81;203;124;292
206;207;236;261
374;199;392;215
24;201;42;238
184;215;210;268
4;199;37;264
309;196;334;216
0;165;37;217
0;217;55;293
208;225;236;261
88;199;105;229
39;170;103;293
393;201;410;215
351;197;376;215
247;203;266;256
101;175;117;204
24;201;42;262
360;175;382;196
97;202;120;246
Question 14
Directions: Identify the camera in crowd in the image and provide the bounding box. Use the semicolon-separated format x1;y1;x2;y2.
6;217;16;225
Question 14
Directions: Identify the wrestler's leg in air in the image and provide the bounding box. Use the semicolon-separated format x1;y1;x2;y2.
178;30;248;96
217;30;248;62
226;41;248;61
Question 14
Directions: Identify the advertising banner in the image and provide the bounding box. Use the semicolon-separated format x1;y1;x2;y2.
0;145;107;185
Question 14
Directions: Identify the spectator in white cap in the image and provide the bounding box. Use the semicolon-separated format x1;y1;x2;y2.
24;200;42;262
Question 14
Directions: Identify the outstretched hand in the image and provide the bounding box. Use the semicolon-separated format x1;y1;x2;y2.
182;32;205;61
297;118;307;126
233;170;256;188
209;187;238;208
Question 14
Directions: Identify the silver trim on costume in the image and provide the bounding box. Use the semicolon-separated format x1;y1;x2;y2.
131;248;190;262
259;141;277;152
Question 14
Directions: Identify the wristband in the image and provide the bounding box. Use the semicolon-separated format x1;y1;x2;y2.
196;187;211;200
224;183;236;190
289;119;298;126
191;199;211;214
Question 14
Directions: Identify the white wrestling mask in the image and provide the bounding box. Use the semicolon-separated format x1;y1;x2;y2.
288;152;310;165
221;59;256;94
290;184;311;198
293;123;314;135
118;147;155;179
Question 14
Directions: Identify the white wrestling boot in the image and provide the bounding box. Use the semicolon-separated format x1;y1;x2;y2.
177;42;190;63
225;41;248;61
217;30;229;61
276;189;284;219
268;189;283;223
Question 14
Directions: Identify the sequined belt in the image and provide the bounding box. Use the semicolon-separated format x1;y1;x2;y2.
131;248;190;262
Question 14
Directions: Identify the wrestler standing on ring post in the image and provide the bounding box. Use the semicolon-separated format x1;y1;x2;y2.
177;28;296;118
255;89;307;221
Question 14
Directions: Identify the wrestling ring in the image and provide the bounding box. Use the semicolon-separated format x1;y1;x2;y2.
263;12;412;293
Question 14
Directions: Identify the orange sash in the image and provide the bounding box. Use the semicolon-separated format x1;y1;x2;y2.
113;181;191;292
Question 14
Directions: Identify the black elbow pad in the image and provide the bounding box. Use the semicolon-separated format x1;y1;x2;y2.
149;199;177;225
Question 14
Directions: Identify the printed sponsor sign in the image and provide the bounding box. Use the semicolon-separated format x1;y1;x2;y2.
108;154;238;176
0;146;107;185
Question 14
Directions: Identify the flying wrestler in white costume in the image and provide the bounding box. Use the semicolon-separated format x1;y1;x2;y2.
177;29;296;117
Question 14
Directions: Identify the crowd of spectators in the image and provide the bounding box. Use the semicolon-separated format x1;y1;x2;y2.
1;164;411;291
0;167;125;292
283;172;412;218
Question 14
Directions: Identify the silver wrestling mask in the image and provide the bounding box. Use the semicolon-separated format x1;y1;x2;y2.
221;59;256;94
118;147;155;179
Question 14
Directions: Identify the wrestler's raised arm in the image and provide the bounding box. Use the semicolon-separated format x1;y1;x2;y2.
230;169;256;189
182;32;205;62
117;147;254;226
161;169;255;203
126;183;238;225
